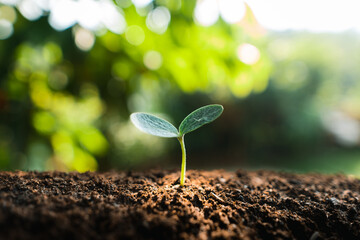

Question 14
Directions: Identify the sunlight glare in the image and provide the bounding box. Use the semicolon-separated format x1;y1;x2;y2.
77;0;102;31
246;0;360;32
48;0;77;31
49;0;126;33
194;0;219;27
219;0;246;24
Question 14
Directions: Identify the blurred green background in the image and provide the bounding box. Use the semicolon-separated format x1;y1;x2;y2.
1;0;360;176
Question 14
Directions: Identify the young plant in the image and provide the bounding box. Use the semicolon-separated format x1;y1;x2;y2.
130;104;223;186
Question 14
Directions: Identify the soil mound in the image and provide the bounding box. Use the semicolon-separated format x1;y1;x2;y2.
0;170;359;239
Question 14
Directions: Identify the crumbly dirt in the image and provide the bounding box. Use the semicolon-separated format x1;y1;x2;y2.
0;169;359;240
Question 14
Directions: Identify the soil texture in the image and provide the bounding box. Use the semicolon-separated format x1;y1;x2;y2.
0;170;359;240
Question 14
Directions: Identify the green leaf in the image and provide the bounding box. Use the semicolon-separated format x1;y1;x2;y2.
179;104;223;135
130;113;179;138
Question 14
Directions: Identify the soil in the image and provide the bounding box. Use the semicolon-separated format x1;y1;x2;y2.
0;169;359;240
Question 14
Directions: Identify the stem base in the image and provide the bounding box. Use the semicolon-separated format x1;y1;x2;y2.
178;136;186;186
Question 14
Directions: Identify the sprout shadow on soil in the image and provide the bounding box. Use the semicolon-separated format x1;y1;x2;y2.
130;104;224;186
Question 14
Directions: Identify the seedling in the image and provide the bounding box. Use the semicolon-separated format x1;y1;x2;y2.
130;104;223;186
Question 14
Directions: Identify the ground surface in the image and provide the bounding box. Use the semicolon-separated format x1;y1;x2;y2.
0;170;359;240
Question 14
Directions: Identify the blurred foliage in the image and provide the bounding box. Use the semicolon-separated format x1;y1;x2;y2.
0;0;359;175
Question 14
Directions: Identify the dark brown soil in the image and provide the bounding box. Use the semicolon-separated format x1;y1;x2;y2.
0;170;359;240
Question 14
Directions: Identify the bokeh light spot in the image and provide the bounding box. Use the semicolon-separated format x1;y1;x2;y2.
219;0;246;24
74;27;95;51
33;111;56;134
0;5;17;23
0;0;18;5
72;147;98;172
237;43;260;65
231;73;253;98
18;0;43;21
0;19;13;39
143;50;163;70
48;0;77;31
101;2;126;34
49;70;68;90
146;6;171;34
125;25;145;46
101;33;122;52
194;0;219;27
162;0;181;11
77;0;102;31
132;0;153;8
77;127;108;155
116;0;132;8
51;131;74;165
112;60;134;79
29;73;53;109
42;42;63;64
322;110;360;147
48;0;126;33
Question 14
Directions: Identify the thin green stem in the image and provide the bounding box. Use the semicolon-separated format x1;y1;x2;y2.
178;136;186;186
